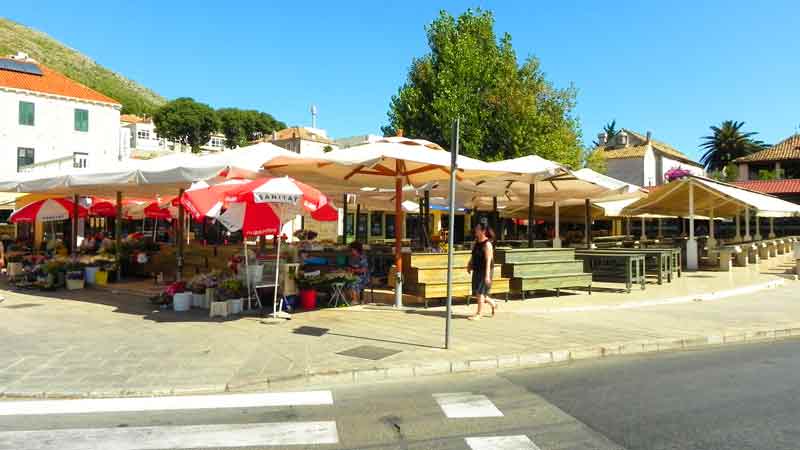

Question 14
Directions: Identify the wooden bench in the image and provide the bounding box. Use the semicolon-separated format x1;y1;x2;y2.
401;251;511;308
574;250;646;293
496;248;592;298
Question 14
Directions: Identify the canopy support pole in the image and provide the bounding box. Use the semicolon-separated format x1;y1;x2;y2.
445;117;459;349
394;161;403;308
177;188;185;281
115;191;123;281
735;213;742;242
626;217;632;237
708;208;716;249
640;216;647;241
686;182;698;271
491;196;498;236
527;183;535;248
754;214;762;241
71;194;79;256
424;189;431;241
657;218;663;239
769;217;776;238
552;201;561;248
744;207;752;241
355;203;361;242
584;199;592;249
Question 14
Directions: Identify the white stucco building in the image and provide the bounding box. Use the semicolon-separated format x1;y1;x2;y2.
0;52;121;177
121;114;228;158
596;129;704;187
268;126;337;155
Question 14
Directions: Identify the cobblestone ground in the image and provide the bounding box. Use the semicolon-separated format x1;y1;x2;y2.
0;255;797;397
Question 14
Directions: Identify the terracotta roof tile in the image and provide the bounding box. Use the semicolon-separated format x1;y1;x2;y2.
624;129;699;165
734;134;800;163
0;58;120;105
602;144;648;159
733;179;800;194
273;127;333;144
120;114;150;124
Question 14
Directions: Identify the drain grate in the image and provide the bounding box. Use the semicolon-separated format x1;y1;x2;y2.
292;326;329;337
337;345;401;360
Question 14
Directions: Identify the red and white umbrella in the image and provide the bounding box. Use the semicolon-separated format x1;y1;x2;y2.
10;198;88;223
218;176;333;236
180;179;249;221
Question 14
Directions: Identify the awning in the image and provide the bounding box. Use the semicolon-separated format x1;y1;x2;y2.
621;176;800;218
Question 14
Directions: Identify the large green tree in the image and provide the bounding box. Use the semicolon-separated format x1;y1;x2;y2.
218;108;286;149
699;120;768;172
153;98;220;153
382;9;582;166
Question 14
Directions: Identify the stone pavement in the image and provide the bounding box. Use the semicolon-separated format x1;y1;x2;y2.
0;253;798;398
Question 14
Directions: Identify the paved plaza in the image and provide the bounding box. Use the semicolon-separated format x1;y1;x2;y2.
0;253;798;398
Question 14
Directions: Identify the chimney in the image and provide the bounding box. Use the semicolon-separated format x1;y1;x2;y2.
646;131;652;144
396;129;404;137
597;132;608;146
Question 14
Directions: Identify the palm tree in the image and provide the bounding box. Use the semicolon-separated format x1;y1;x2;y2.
700;121;769;172
592;120;619;147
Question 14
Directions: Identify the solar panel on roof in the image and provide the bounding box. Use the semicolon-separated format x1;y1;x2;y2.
0;59;43;76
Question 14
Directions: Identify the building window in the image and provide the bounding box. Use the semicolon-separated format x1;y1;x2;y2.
17;147;34;172
18;101;35;126
137;129;150;140
73;152;88;169
210;136;225;148
74;109;89;132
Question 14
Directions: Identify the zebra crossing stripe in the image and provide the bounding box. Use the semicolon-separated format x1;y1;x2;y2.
0;421;339;450
466;435;541;450
433;392;504;418
0;391;333;416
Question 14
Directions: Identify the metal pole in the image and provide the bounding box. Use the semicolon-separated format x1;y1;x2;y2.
394;161;404;308
553;201;560;248
177;188;185;281
527;183;535;248
491;196;498;235
342;193;348;245
115;191;123;281
355;203;361;242
445;118;459;350
72;194;79;255
424;189;431;239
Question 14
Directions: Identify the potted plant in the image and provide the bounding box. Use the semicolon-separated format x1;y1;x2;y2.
188;274;208;308
219;278;244;314
65;262;85;290
296;271;322;310
43;260;64;289
94;259;115;286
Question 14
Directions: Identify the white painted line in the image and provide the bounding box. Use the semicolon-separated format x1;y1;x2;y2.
0;391;333;416
433;392;503;418
466;435;540;450
0;421;339;450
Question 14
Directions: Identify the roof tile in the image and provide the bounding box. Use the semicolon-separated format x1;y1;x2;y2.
734;135;800;163
0;58;120;105
733;179;800;194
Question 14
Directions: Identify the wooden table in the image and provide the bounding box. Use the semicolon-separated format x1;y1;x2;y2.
574;250;646;293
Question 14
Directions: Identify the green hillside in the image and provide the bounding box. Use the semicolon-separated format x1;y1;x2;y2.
0;17;165;114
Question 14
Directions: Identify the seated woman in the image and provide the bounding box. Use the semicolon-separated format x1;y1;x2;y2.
347;241;369;305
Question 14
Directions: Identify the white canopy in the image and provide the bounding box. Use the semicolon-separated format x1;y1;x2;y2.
621;176;800;218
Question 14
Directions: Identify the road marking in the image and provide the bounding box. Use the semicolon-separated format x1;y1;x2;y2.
0;390;333;416
466;435;540;450
433;392;504;418
0;421;339;450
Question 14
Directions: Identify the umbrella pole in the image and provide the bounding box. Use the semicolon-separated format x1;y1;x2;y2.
115;192;123;282
273;228;282;317
445;117;459;349
584;199;592;249
394;161;403;308
244;239;250;310
527;183;535;248
72;194;79;256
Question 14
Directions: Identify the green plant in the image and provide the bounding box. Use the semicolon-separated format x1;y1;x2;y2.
43;260;64;276
217;278;244;300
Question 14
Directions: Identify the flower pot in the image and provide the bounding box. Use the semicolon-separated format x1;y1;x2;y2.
84;266;99;285
209;301;229;318
191;293;205;308
227;298;243;314
7;262;23;277
56;272;66;287
66;279;85;290
95;270;108;286
300;289;317;310
173;292;192;312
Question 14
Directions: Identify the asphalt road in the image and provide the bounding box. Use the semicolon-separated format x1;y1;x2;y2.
2;338;800;449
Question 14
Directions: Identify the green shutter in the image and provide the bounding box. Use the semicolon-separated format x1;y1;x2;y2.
74;109;88;132
18;102;34;126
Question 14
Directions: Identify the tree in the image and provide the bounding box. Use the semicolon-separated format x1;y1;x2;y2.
591;120;619;147
382;8;582;166
153;98;220;153
709;162;739;182
218;108;286;149
582;147;607;174
699;120;769;172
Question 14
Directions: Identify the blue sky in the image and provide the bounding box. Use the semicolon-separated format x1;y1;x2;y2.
5;1;800;161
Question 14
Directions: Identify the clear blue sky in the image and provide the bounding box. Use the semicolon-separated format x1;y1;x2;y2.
5;1;800;161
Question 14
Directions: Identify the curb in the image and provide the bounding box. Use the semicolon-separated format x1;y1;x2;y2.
1;275;797;399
